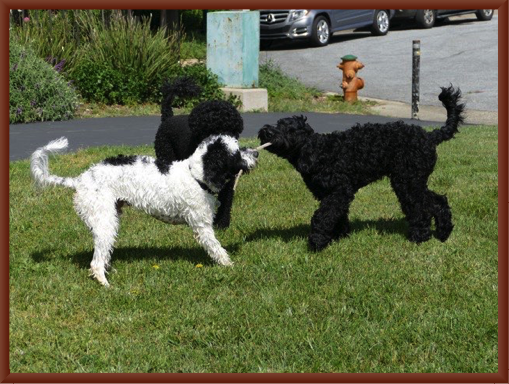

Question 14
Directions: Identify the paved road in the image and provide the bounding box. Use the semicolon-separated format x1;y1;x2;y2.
10;113;439;161
260;14;498;111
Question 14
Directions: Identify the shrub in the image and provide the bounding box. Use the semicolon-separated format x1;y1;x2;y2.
9;39;79;124
72;12;181;105
73;60;158;105
170;64;241;109
10;10;85;77
11;10;182;105
181;10;204;32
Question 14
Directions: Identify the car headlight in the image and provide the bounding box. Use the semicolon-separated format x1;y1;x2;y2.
290;10;309;21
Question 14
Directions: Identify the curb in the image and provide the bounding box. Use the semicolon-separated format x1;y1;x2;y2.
359;96;498;126
323;91;497;125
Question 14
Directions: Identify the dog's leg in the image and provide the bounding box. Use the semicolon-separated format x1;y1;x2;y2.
192;225;233;266
74;191;119;286
427;190;454;242
390;178;432;243
184;200;233;266
214;179;235;229
309;188;355;251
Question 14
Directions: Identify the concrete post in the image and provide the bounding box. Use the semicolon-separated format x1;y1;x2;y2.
207;11;268;112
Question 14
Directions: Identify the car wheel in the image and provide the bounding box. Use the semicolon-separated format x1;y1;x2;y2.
415;10;436;28
371;9;390;36
260;40;273;50
476;9;494;21
310;16;330;47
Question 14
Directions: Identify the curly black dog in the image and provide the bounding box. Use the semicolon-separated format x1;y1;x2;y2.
154;76;244;228
258;85;465;251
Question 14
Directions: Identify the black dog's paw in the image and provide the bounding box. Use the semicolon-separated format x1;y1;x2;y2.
408;228;432;244
435;223;454;242
308;233;332;252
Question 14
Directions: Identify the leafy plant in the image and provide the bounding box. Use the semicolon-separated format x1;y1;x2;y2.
10;10;86;77
9;39;79;123
11;10;182;105
170;64;241;109
71;12;181;105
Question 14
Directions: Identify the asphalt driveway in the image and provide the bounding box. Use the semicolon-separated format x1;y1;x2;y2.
10;113;439;161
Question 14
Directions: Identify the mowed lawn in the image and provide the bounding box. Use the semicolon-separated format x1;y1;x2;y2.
9;125;498;373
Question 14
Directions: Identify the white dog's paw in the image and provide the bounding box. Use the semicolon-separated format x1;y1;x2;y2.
218;258;234;267
90;267;111;287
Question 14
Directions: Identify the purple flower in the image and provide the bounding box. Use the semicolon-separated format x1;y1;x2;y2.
30;100;37;107
16;107;22;116
11;63;17;72
54;59;66;73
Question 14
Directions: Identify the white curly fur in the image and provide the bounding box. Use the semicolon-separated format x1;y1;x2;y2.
30;135;258;287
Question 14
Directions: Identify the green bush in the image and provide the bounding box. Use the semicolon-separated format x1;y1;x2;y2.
71;12;181;105
11;11;182;105
9;39;79;124
171;64;241;109
73;60;167;105
10;10;238;108
10;10;84;77
181;10;204;32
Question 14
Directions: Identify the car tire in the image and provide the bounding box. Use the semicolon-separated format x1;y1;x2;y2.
260;40;273;50
310;16;331;47
371;9;390;36
415;10;437;28
476;9;494;21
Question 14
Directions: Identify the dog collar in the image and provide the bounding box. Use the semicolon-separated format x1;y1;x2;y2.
196;179;215;195
188;164;216;194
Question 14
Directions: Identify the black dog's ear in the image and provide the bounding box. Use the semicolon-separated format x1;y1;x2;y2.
292;115;314;134
292;115;308;123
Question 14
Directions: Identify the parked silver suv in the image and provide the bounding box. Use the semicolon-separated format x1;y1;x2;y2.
260;10;394;47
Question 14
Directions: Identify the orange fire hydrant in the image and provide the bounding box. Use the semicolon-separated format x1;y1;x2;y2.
337;55;365;103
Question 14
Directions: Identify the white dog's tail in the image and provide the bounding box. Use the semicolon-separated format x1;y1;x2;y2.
30;137;77;189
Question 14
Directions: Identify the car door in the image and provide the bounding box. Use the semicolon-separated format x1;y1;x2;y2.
333;10;373;31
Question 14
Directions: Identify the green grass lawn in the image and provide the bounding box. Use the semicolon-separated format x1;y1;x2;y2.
9;126;498;373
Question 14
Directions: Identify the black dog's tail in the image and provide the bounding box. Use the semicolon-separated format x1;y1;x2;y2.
428;85;466;145
161;76;202;122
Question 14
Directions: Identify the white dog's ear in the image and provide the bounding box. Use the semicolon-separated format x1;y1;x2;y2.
201;139;238;189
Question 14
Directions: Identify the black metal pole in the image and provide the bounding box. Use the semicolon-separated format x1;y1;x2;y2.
412;39;420;120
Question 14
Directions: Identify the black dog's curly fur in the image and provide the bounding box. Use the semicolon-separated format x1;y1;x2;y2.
154;76;244;228
258;85;465;251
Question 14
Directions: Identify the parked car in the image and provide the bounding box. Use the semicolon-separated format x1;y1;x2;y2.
392;9;494;29
259;10;394;47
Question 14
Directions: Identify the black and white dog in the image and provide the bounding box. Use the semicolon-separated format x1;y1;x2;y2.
30;135;258;286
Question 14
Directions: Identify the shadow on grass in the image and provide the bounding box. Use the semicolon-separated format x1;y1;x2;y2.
246;218;409;242
31;219;409;267
32;243;242;270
